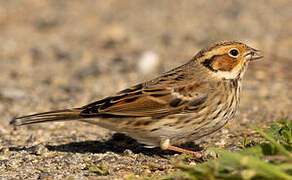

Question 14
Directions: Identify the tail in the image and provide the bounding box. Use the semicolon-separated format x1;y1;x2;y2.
10;108;83;126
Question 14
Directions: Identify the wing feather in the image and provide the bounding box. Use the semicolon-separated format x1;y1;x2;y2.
80;80;209;118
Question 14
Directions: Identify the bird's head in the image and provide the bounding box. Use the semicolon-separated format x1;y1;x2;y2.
196;41;263;80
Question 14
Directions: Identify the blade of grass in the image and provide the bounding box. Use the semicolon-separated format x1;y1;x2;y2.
221;151;292;180
256;127;292;160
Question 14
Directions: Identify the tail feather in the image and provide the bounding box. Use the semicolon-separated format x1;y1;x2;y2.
10;108;82;126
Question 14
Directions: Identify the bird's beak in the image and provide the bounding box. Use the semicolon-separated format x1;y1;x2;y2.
244;47;263;61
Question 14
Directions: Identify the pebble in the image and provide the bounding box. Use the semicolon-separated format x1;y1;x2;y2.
137;51;160;74
29;143;49;156
123;149;135;157
0;88;25;100
215;139;226;147
202;150;217;160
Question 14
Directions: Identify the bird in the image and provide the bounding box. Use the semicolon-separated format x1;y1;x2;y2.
10;41;263;158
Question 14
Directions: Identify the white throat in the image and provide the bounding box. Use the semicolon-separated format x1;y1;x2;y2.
216;70;238;79
215;62;248;80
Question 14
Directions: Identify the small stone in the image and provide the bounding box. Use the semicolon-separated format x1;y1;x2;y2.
144;168;151;174
123;149;135;157
137;51;160;74
0;147;9;155
215;139;226;147
38;173;53;180
0;88;25;100
202;149;217;160
30;143;48;156
221;129;229;134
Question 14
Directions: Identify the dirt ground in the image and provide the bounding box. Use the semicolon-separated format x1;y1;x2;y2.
0;1;291;179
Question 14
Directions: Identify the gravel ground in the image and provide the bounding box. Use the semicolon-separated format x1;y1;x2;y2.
0;1;292;179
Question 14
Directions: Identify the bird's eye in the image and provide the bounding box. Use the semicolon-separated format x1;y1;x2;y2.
228;49;239;57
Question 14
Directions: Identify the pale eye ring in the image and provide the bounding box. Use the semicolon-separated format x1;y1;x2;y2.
228;48;239;57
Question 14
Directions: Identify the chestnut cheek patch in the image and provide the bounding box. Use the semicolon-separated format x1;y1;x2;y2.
210;55;239;71
202;54;240;72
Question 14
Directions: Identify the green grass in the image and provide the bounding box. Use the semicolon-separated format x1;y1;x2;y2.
86;160;110;175
163;119;292;180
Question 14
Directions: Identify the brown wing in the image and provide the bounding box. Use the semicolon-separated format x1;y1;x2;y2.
80;80;209;118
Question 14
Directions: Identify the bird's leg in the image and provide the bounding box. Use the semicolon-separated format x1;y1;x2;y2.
160;139;201;158
167;145;202;158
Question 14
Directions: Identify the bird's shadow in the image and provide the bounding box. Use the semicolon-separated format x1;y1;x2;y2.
9;133;202;157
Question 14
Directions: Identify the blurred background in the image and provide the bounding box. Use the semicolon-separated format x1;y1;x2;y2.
0;0;291;178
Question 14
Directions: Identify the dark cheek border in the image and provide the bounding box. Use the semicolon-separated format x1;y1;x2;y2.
201;55;220;72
